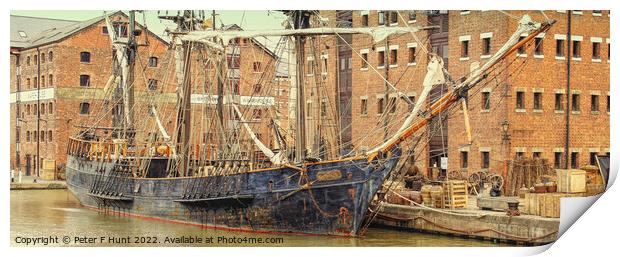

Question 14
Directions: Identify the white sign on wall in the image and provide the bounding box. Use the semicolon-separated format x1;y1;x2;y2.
440;157;448;170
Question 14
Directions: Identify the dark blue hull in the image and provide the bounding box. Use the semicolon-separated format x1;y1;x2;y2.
65;149;401;236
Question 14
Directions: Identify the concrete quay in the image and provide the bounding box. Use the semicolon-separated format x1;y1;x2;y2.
372;201;559;245
10;176;67;190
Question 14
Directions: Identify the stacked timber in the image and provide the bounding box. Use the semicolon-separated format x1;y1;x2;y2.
443;180;468;209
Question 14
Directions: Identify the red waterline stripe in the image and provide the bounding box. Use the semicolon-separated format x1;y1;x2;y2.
82;205;353;238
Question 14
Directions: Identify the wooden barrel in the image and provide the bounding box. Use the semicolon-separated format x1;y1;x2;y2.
430;185;444;208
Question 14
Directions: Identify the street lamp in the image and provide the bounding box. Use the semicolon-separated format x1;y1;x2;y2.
501;120;510;141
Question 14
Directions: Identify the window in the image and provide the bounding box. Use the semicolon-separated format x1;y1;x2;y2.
227;54;240;69
516;151;524;158
33;104;38;115
253;61;262;72
554;152;562;168
590;152;598;165
113;22;128;38
377;97;385;114
102;26;108;34
482;92;490;110
481;151;490;168
461;151;469;168
149;56;158;67
33;77;38;88
482;38;492;55
41;103;46;115
556;39;565;57
591;95;600;112
570;152;579;168
253;84;262;94
321;101;327;117
388;96;397;113
408;46;416;64
41;53;45;63
40;130;45;142
79;102;90;115
378;50;385;67
389;11;398;24
572;40;581;58
516;91;525;109
408;11;416;22
252;109;262;120
533;152;541;159
80;52;91;63
389;49;398;65
518;36;526;54
533;92;542;110
230;79;240;95
361;98;368;115
26;56;31;66
461;40;470;57
48;74;53;86
534;37;543;55
607;95;610;112
361;14;369;27
572;93;580;111
26;131;30;142
378;11;386;25
361;53;368;68
80;75;90;87
407;95;416;111
555;93;564;111
148;79;158;91
26;78;31;88
592;42;601;59
48;51;53;62
41;76;45;87
34;54;38;65
49;102;53;114
26;105;31;115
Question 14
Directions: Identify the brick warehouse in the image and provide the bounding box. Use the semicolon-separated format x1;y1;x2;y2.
9;12;284;177
307;10;609;175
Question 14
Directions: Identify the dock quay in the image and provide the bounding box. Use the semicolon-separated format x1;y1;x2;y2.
10;180;67;190
371;197;559;245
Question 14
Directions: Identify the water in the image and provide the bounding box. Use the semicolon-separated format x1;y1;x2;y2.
11;190;503;247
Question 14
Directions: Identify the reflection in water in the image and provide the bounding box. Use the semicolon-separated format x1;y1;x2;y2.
11;190;503;247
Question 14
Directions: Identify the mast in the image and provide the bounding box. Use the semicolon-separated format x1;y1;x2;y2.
125;11;137;142
287;11;312;162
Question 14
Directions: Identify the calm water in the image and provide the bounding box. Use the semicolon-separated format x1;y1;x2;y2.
11;190;503;247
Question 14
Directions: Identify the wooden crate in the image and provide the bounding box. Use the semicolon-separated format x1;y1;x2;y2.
443;180;468;209
556;169;586;193
524;192;586;218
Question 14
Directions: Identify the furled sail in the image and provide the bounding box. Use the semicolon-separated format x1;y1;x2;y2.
104;13;132;126
179;26;430;45
232;104;286;165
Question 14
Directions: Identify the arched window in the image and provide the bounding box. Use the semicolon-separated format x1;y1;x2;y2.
40;103;46;115
26;78;30;88
33;77;38;88
48;130;53;142
34;54;38;65
253;84;262;94
149;56;158;67
48;74;53;86
79;102;90;115
26;105;31;115
80;52;91;63
41;76;45;87
41;53;45;63
26;56;30;66
48;102;53;114
80;75;90;87
48;51;53;62
26;131;30;142
40;130;45;142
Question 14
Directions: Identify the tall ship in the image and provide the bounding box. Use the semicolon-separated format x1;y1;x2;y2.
66;10;553;236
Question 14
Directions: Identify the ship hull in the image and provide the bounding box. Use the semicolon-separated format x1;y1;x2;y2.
65;149;401;236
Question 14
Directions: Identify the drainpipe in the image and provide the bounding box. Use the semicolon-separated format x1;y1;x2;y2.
564;11;572;169
36;47;41;180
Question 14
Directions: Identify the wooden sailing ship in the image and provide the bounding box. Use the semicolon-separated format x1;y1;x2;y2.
65;10;554;236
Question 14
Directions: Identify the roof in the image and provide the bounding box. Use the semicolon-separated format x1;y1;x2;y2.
223;23;278;59
224;23;288;77
11;11;169;50
10;15;78;48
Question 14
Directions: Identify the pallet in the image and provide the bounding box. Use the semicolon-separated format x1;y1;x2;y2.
443;180;468;209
